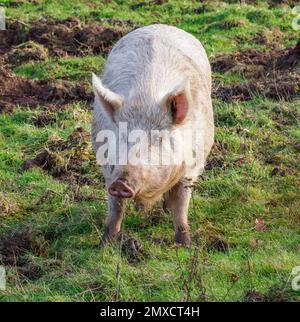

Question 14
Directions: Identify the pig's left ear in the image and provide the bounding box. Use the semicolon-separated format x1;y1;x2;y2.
164;80;192;125
92;73;123;120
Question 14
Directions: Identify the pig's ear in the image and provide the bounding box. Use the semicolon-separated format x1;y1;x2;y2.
164;80;191;125
92;73;123;120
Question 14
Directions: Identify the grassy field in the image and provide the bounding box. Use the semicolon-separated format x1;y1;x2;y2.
0;0;299;302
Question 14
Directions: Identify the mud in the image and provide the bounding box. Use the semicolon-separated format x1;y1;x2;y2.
214;75;299;102
22;127;97;185
1;17;125;58
212;41;300;102
0;64;92;113
212;41;300;73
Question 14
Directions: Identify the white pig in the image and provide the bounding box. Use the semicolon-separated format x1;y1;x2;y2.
92;24;214;246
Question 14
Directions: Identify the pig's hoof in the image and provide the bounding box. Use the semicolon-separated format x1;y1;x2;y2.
100;230;118;247
162;200;168;213
175;229;191;247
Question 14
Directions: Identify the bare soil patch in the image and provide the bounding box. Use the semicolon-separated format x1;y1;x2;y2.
212;41;300;101
0;64;92;113
22;127;97;185
0;16;126;113
1;17;126;59
0;229;45;280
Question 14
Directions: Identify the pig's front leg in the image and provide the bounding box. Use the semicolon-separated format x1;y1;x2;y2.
101;195;126;245
165;179;193;246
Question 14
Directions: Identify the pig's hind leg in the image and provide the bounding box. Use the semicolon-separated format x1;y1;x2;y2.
101;195;126;246
164;179;193;247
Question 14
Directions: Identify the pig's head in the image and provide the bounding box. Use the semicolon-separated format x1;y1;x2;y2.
92;73;194;203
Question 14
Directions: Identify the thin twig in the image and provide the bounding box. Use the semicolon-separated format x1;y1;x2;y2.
114;225;124;302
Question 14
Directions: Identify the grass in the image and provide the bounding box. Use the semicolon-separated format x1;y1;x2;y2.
14;56;106;81
0;0;300;302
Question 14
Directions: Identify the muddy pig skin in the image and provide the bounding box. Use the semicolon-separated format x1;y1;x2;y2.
92;24;214;246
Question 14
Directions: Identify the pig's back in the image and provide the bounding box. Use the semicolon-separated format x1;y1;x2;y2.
102;24;211;96
127;24;211;80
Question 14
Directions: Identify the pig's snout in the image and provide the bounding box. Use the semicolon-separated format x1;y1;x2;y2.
108;179;135;198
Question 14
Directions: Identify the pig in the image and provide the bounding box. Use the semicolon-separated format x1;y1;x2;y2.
92;24;214;246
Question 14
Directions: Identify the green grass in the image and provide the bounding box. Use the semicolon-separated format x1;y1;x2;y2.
14;56;106;81
0;0;300;302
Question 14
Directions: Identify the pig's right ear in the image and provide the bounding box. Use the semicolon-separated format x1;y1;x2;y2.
92;73;123;121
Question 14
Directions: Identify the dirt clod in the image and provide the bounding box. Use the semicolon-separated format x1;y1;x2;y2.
0;230;45;280
33;112;57;127
0;20;28;50
6;41;48;65
17;263;43;280
206;235;229;253
205;141;227;171
118;233;144;263
22;149;58;172
0;230;45;266
244;290;265;302
143;208;167;227
22;128;97;185
205;156;225;171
